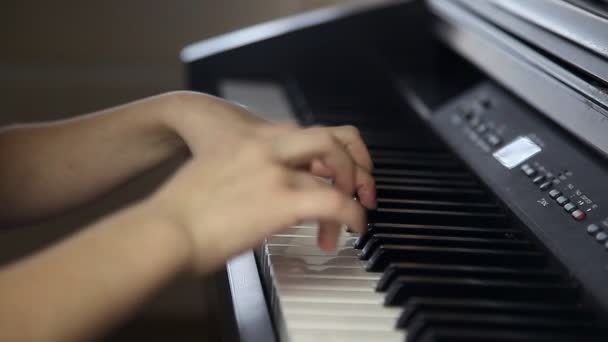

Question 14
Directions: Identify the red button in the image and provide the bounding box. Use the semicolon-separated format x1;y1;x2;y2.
571;209;586;221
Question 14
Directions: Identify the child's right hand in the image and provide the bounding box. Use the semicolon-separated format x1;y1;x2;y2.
146;127;372;274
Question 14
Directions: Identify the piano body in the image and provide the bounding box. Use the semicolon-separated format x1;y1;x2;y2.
181;1;608;341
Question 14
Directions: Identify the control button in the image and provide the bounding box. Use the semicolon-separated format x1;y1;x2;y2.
563;202;578;213
571;209;587;221
596;232;608;243
523;168;537;177
486;134;502;147
468;116;480;127
480;98;492;109
549;189;561;199
587;224;601;235
532;175;545;184
463;108;475;120
476;124;488;134
539;182;552;191
556;196;570;206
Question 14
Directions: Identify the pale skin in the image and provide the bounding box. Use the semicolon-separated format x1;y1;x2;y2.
0;91;377;341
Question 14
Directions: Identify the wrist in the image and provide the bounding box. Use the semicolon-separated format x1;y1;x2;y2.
156;91;277;156
135;92;192;157
127;197;196;275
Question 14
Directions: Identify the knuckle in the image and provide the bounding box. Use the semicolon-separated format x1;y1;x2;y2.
266;165;289;184
166;90;199;102
341;125;361;138
259;122;298;138
314;130;338;148
278;122;299;131
245;141;272;159
326;191;348;212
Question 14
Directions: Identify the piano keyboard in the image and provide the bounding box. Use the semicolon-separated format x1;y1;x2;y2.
184;1;608;340
260;146;606;342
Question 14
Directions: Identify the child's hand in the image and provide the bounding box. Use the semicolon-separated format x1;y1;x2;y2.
147;127;374;273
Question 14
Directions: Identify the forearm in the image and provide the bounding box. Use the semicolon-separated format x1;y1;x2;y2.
0;200;191;342
0;93;186;224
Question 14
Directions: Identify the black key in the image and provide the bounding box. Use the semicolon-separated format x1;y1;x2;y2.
399;297;591;327
410;321;604;342
407;310;605;341
372;157;462;171
375;176;478;188
366;245;545;271
369;148;454;161
376;198;500;212
378;263;561;291
360;234;532;260
369;208;508;227
374;168;473;180
354;223;523;249
377;185;489;202
384;276;579;305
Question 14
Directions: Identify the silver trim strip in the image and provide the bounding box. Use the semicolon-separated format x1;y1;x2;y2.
429;0;608;158
227;251;277;342
494;0;608;58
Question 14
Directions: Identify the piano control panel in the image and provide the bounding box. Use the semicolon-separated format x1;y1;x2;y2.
433;82;608;311
445;84;605;226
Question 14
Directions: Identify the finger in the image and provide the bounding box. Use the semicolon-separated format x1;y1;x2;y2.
311;160;376;209
256;122;299;139
330;125;373;172
287;171;365;251
326;125;376;208
354;166;377;209
318;220;341;251
287;169;333;190
287;182;366;234
272;129;356;196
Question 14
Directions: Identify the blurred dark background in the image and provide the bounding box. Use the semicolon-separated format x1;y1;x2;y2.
0;1;344;340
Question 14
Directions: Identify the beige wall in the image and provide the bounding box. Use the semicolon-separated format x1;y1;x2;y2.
1;1;345;340
1;0;346;122
0;0;348;259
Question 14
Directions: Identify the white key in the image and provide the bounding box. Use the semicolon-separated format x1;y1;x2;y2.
289;329;405;342
285;314;396;331
277;288;385;304
276;227;320;237
278;226;358;237
272;263;380;279
269;235;358;247
262;223;402;342
281;301;401;318
270;255;365;267
276;275;377;291
266;245;360;256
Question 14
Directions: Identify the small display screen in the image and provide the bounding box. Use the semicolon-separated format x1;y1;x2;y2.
493;136;542;169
